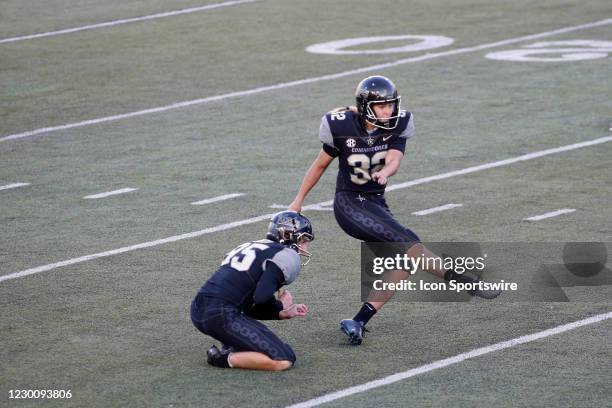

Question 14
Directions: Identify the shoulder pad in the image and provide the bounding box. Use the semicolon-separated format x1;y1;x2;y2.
396;111;414;138
266;247;301;284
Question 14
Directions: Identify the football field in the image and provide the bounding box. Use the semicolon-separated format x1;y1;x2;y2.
1;0;611;406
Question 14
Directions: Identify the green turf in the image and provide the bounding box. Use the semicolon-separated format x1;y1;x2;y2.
1;0;611;407
321;319;612;408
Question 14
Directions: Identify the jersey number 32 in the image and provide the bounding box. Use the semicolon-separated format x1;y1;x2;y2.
347;151;387;185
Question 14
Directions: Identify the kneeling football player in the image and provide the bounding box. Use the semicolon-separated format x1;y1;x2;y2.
190;211;313;371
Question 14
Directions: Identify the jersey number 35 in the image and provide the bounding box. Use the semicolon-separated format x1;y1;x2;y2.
221;242;269;271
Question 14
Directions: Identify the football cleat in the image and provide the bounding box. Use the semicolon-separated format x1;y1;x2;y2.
206;344;231;368
340;319;367;346
468;281;502;299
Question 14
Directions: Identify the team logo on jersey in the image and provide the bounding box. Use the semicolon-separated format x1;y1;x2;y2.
367;137;374;146
346;138;356;147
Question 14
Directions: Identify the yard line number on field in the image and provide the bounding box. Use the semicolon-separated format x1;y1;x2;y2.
1;18;610;143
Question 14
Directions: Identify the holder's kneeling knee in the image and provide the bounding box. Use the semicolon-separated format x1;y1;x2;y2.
271;360;294;371
281;343;296;364
270;343;296;370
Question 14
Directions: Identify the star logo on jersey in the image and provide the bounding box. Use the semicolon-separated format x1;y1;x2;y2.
346;138;356;148
367;137;374;146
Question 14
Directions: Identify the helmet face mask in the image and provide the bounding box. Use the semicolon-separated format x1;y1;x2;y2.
293;232;314;265
364;97;402;130
356;75;402;130
267;211;314;265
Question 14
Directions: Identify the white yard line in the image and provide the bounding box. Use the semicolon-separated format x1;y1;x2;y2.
1;135;610;283
285;312;612;408
0;212;276;283
269;203;289;209
386;136;612;191
524;208;576;221
412;203;462;216
83;188;138;199
270;203;333;211
0;0;258;45
0;182;30;191
1;18;610;143
191;193;244;205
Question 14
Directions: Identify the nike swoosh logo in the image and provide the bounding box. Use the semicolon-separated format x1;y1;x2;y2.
382;135;393;141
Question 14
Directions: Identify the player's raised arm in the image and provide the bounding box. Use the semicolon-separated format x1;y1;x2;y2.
289;148;335;212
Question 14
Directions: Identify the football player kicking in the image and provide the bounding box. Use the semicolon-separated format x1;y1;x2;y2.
190;211;313;371
288;75;501;346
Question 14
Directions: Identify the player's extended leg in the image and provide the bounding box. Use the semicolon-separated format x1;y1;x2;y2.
334;192;501;345
366;244;501;315
367;268;411;308
406;242;502;299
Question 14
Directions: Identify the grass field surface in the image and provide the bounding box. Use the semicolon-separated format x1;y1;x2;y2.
1;1;611;407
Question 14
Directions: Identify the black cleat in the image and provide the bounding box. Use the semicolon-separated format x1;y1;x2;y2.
206;344;231;368
340;319;367;345
220;344;235;354
468;280;502;299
